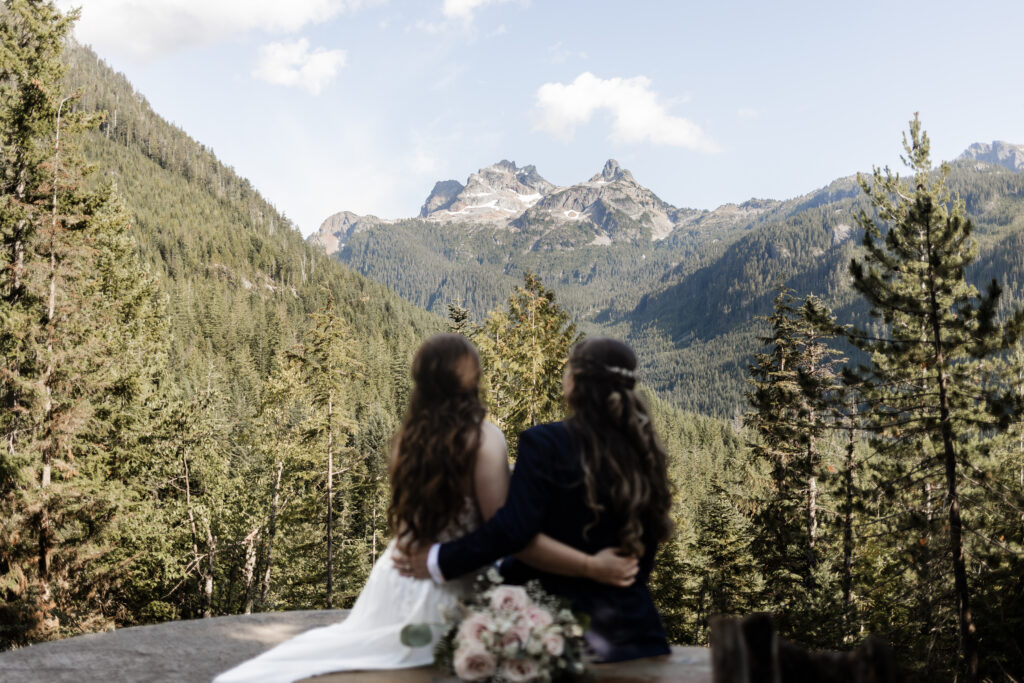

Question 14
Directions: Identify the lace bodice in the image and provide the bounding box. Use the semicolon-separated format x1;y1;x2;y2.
436;496;482;543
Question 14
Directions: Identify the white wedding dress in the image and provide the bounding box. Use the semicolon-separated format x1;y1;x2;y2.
213;500;481;683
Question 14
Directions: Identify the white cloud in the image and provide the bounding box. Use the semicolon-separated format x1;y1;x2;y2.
252;39;346;95
442;0;511;21
58;0;382;58
412;0;513;33
533;72;718;153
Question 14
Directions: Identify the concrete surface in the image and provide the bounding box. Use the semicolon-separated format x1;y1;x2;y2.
0;611;711;682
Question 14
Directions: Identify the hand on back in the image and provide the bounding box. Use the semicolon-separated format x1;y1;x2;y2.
585;548;639;587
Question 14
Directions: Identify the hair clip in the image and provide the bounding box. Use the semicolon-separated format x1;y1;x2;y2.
605;365;637;380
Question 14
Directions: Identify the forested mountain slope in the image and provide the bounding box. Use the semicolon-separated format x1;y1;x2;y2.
2;38;442;647
3;32;743;646
317;156;1024;416
65;44;440;373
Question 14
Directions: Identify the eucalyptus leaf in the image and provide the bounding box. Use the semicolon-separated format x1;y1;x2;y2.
400;623;434;648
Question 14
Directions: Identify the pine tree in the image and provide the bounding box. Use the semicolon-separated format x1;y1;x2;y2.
249;352;310;612
0;0;171;645
842;114;1024;680
446;301;475;337
297;291;361;609
745;290;843;635
476;272;580;448
679;480;762;645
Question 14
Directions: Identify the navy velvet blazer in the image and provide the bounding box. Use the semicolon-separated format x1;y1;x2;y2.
437;421;670;663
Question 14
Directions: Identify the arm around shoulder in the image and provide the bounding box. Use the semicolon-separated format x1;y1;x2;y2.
436;426;550;579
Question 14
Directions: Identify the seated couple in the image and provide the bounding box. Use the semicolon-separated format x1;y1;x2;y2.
216;335;673;683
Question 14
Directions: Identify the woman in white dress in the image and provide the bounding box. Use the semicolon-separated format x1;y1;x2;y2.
214;334;637;683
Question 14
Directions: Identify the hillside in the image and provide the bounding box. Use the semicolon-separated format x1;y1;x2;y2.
313;155;1024;416
3;40;443;645
65;44;440;369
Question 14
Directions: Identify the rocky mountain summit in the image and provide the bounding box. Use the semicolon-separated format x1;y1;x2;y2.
308;211;387;255
958;141;1024;172
515;159;686;242
311;159;706;254
419;160;555;222
311;141;1024;256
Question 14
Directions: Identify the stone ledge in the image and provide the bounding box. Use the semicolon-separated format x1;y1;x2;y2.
0;611;710;682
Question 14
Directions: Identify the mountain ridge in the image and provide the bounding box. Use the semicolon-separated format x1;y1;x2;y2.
314;140;1022;257
958;140;1024;172
313;144;1024;415
313;157;708;253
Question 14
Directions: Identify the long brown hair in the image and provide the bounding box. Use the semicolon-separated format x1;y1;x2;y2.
565;337;673;557
388;334;486;545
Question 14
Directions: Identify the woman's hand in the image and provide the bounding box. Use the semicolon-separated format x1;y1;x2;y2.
393;544;432;580
583;547;639;587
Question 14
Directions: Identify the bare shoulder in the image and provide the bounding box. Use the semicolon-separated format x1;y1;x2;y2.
477;421;508;466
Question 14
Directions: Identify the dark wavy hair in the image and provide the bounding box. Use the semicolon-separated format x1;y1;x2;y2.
565;337;673;557
388;334;486;545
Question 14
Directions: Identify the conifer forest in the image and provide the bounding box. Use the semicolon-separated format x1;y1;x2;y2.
2;3;1024;681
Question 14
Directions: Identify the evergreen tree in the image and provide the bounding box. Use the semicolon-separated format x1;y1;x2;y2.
0;0;171;645
446;301;475;337
841;114;1024;680
745;290;842;637
476;272;580;448
296;292;361;609
248;352;311;612
679;480;762;645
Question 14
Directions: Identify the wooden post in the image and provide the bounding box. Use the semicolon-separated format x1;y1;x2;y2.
711;614;898;682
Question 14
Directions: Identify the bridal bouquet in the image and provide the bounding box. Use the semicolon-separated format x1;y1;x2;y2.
433;569;589;682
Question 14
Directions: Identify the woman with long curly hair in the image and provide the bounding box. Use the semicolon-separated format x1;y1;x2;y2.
399;337;673;663
216;334;635;683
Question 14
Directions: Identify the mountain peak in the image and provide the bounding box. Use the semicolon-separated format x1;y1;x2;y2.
309;210;383;255
958;141;1024;172
490;159;519;172
419;179;465;217
591;159;634;184
418;160;555;223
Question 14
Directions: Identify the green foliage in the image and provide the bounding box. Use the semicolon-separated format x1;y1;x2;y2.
744;292;846;637
677;480;762;645
728;117;1024;680
0;0;171;645
469;272;581;449
1;6;440;648
838;116;1024;680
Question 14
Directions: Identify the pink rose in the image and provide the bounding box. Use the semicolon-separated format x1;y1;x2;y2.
501;657;540;682
457;612;494;645
523;606;553;629
489;585;530;613
453;645;497;681
502;622;531;651
542;631;565;657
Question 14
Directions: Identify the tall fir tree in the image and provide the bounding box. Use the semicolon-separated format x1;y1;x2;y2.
841;114;1024;681
0;0;170;645
744;290;843;640
678;479;762;645
475;272;580;449
297;291;361;609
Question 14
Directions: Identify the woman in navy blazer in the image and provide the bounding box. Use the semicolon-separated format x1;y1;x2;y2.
399;337;673;663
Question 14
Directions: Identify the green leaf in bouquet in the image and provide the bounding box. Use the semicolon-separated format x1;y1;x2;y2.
573;612;591;631
400;623;434;648
434;625;458;671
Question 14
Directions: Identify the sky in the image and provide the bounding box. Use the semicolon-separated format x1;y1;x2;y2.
57;0;1024;237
